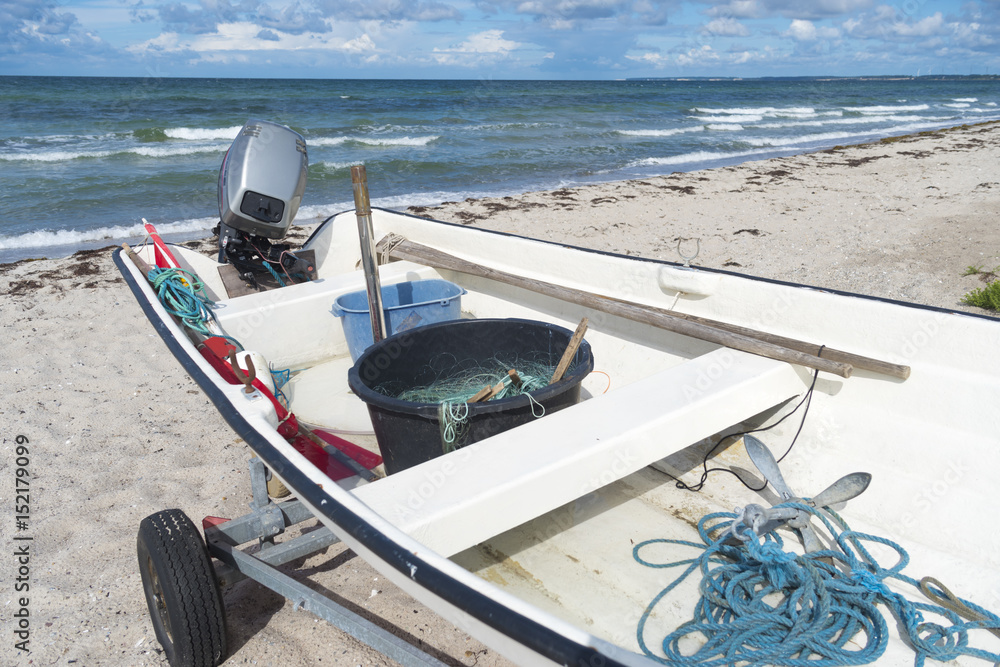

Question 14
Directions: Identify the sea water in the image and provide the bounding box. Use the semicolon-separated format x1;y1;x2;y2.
1;75;998;263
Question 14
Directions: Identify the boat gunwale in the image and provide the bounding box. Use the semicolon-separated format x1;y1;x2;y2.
307;207;1000;324
111;246;636;667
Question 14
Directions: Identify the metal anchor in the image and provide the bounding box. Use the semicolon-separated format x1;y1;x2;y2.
738;434;872;552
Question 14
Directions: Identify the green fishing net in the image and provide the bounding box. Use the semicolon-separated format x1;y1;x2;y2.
373;352;573;404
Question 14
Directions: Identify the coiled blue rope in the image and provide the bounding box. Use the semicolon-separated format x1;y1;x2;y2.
148;267;240;349
634;504;1000;666
262;260;286;287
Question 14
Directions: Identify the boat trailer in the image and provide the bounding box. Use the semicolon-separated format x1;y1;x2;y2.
136;456;450;667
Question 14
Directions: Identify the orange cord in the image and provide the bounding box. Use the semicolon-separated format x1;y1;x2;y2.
589;370;611;394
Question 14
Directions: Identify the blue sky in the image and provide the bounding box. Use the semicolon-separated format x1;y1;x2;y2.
2;0;998;78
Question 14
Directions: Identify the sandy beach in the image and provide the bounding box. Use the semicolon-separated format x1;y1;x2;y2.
414;121;1000;312
2;122;998;666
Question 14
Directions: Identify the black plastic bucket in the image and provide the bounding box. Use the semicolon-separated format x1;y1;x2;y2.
348;318;594;475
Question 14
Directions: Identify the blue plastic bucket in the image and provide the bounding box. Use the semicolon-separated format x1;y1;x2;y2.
333;279;466;361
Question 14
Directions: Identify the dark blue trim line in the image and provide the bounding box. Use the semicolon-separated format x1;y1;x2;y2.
113;247;630;667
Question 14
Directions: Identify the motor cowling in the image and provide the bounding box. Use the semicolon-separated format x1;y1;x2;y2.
216;120;314;285
218;119;307;240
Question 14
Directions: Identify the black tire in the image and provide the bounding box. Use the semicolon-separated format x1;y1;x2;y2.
137;509;227;667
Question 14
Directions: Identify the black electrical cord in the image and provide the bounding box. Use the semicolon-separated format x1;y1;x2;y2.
664;363;821;493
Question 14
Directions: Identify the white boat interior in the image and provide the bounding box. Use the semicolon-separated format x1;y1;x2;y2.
126;207;1000;665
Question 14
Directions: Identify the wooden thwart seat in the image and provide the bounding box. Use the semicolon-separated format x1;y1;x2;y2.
351;347;808;557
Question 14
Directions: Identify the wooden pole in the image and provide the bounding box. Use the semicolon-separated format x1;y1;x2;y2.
551;317;589;384
386;238;868;379
351;165;387;345
604;295;909;380
121;243;154;279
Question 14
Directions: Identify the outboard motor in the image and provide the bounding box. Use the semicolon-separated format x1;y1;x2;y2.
217;119;314;286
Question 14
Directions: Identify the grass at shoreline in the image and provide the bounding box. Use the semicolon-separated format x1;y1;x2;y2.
962;265;1000;311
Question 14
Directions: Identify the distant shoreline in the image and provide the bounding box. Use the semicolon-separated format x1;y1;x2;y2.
4;73;1000;82
627;74;1000;82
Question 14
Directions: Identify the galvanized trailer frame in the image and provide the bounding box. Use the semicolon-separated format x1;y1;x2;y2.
138;454;450;667
196;456;448;667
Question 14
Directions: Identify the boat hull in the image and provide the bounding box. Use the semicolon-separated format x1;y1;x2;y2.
116;208;1000;666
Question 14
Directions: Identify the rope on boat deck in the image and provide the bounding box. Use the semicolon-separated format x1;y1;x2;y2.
148;267;240;348
633;505;1000;666
262;260;286;287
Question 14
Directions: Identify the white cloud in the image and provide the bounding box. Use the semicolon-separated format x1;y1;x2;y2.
677;43;721;66
454;29;520;54
841;7;983;47
513;0;623;20
126;21;379;57
950;21;993;49
194;51;250;65
492;0;668;28
1;0;114;57
784;18;839;41
431;29;531;65
126;30;181;53
785;19;816;40
732;49;755;64
706;1;765;20
625;50;671;67
703;17;750;36
548;18;576;30
756;0;875;20
892;12;944;37
342;33;376;54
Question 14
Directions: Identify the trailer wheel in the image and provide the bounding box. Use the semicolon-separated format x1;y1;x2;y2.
137;509;227;667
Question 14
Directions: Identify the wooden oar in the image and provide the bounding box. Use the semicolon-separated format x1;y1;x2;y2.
383;237;905;380
351;165;387;344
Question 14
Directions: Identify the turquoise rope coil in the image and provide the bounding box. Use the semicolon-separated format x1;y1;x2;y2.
262;260;286;287
633;503;1000;666
148;267;240;349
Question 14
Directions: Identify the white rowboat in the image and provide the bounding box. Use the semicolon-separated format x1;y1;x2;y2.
117;205;1000;667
